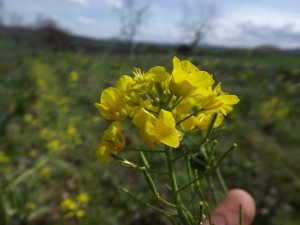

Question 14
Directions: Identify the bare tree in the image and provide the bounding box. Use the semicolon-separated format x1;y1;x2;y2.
0;0;3;25
180;0;218;55
115;0;149;56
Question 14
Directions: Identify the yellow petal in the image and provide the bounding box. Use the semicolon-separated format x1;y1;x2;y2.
147;66;170;82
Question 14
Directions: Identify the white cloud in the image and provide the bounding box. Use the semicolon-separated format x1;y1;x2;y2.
77;16;97;25
105;0;123;9
63;0;90;5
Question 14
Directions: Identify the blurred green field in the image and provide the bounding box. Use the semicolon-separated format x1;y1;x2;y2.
0;37;300;225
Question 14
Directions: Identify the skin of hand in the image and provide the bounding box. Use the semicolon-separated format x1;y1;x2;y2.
203;189;256;225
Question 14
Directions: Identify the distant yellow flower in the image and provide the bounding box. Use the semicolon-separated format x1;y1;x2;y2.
29;149;38;158
95;87;131;121
67;124;77;136
60;198;78;212
26;202;37;210
0;151;10;163
39;168;50;178
69;70;79;82
46;140;60;150
96;122;125;162
76;209;85;218
76;192;89;207
92;116;102;123
24;114;33;123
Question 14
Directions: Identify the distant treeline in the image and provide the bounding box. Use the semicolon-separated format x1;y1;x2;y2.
0;19;299;57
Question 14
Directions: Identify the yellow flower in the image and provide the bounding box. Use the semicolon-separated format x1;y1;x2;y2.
24;114;33;123
170;69;198;96
67;124;77;136
133;109;179;148
96;122;125;162
194;83;239;114
60;198;78;212
147;66;170;82
39;168;51;178
196;113;224;130
46;140;60;150
0;151;10;163
155;109;179;148
95;87;130;121
76;209;85;218
130;66;170;94
25;202;37;210
217;95;240;115
170;57;214;97
76;192;89;207
180;115;197;132
69;70;79;82
117;75;140;106
92;116;101;123
29;149;38;158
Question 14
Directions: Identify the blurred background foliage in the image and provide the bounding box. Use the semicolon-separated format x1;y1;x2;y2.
0;22;300;224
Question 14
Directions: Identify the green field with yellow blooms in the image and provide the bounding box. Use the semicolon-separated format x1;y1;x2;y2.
0;38;300;225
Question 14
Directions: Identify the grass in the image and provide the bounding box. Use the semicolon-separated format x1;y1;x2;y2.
0;38;300;224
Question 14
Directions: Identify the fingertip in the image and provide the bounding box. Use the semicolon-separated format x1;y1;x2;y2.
203;189;256;225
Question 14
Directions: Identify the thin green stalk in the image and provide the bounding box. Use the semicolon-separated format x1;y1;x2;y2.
147;169;170;175
186;155;196;218
169;96;180;111
172;139;207;162
194;170;212;225
153;174;172;191
167;215;178;225
170;95;186;111
239;204;243;225
165;146;192;225
163;93;174;109
119;187;176;217
179;143;237;192
156;196;177;208
143;107;159;114
176;108;203;125
206;176;219;205
186;190;198;210
216;168;228;194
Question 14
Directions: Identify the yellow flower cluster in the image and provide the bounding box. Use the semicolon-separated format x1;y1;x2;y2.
95;57;239;162
59;192;89;219
0;151;10;163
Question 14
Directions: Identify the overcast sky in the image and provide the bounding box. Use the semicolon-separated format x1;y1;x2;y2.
2;0;300;49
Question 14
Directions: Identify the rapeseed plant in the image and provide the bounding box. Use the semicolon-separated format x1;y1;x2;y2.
94;56;240;225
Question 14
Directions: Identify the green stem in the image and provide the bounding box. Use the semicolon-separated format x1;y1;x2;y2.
165;146;192;225
186;155;196;218
153;174;172;191
194;170;212;225
178;143;237;192
119;187;176;217
216;168;228;194
176;108;203;125
169;96;180;111
147;169;169;175
167;215;178;225
163;93;174;109
172;139;207;162
239;204;243;225
156;196;177;208
206;176;218;205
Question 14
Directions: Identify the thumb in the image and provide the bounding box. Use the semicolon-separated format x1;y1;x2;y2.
203;189;256;225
